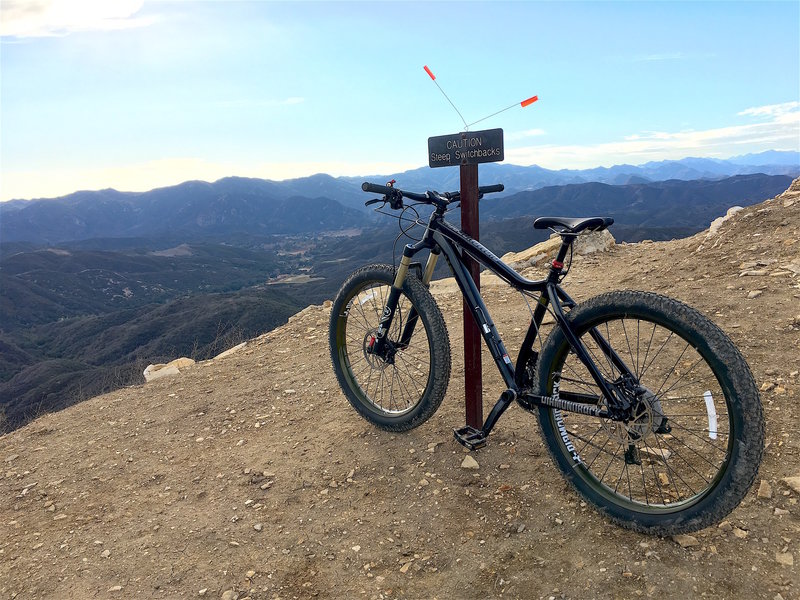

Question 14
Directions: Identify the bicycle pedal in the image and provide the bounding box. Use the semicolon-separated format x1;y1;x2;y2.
453;426;487;450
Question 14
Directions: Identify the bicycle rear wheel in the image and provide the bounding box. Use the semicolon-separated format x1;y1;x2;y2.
329;264;451;431
533;291;764;535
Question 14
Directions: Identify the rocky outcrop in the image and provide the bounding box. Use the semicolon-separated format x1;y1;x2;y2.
501;229;616;271
143;357;196;382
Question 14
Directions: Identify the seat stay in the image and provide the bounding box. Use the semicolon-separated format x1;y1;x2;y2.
545;283;627;412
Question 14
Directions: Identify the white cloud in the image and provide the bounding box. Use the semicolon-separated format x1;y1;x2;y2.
211;97;306;109
738;101;800;118
634;52;686;62
507;103;800;169
0;0;154;38
506;128;546;141
631;52;716;62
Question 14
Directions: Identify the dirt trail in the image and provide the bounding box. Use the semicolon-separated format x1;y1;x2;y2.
2;181;799;599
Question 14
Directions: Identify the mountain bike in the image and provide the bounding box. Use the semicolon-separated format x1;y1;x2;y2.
328;180;764;535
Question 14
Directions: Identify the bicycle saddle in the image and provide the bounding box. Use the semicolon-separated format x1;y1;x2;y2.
533;216;614;234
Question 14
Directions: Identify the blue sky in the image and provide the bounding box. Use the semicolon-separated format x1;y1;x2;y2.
1;0;798;200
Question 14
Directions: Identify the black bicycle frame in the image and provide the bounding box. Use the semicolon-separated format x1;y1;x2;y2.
372;207;635;436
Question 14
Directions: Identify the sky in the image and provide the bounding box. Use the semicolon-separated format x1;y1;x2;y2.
1;0;798;201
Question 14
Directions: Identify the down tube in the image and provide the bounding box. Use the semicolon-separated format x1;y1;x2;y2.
432;231;517;389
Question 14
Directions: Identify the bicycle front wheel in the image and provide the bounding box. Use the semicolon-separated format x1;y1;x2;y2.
329;264;451;431
533;291;764;535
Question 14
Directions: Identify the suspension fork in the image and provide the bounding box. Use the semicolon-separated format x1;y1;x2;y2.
371;243;439;356
396;248;440;347
370;249;415;356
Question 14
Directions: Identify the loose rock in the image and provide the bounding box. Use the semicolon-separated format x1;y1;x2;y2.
673;534;700;548
461;455;479;470
775;552;794;567
757;480;773;499
782;476;800;494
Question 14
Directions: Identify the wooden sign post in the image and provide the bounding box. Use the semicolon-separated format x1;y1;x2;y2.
459;162;483;428
428;128;504;430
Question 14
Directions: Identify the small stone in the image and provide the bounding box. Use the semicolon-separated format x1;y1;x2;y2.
775;508;789;516
739;270;768;277
352;545;361;552
246;570;256;579
776;552;794;567
418;478;430;487
107;586;122;592
761;382;776;392
658;472;670;486
253;523;263;532
198;589;208;596
101;549;111;558
221;591;238;600
554;518;563;525
732;527;748;539
461;455;479;470
673;534;700;548
718;521;732;532
782;476;800;494
757;480;773;499
284;389;296;395
747;290;763;299
4;454;18;463
323;300;333;309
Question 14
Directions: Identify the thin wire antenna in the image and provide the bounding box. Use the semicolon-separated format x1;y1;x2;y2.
467;95;538;129
424;65;539;131
424;65;469;131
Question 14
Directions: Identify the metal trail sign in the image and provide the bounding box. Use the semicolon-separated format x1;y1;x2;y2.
428;128;504;168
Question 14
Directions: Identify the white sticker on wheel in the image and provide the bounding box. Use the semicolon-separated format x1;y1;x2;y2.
704;390;718;440
359;293;376;305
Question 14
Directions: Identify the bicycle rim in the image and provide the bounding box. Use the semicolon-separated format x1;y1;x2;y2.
544;314;734;513
339;281;433;416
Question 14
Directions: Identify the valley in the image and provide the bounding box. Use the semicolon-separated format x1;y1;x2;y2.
0;165;797;433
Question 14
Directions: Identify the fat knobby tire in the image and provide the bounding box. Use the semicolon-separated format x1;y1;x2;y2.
329;264;451;431
533;290;765;535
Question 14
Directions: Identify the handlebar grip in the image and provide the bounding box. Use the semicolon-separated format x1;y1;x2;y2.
478;184;504;194
362;182;396;195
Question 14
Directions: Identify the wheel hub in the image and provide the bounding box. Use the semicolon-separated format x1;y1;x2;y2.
362;330;396;366
602;383;666;445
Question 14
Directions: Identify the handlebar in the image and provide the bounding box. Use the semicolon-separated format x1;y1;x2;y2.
362;181;504;209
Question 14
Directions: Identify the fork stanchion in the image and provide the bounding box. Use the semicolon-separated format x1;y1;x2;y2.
460;163;483;429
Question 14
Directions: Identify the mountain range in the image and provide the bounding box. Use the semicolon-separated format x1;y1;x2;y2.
2;151;798;245
0;151;798;433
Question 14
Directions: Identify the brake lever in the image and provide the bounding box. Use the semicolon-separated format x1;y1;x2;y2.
365;198;383;206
